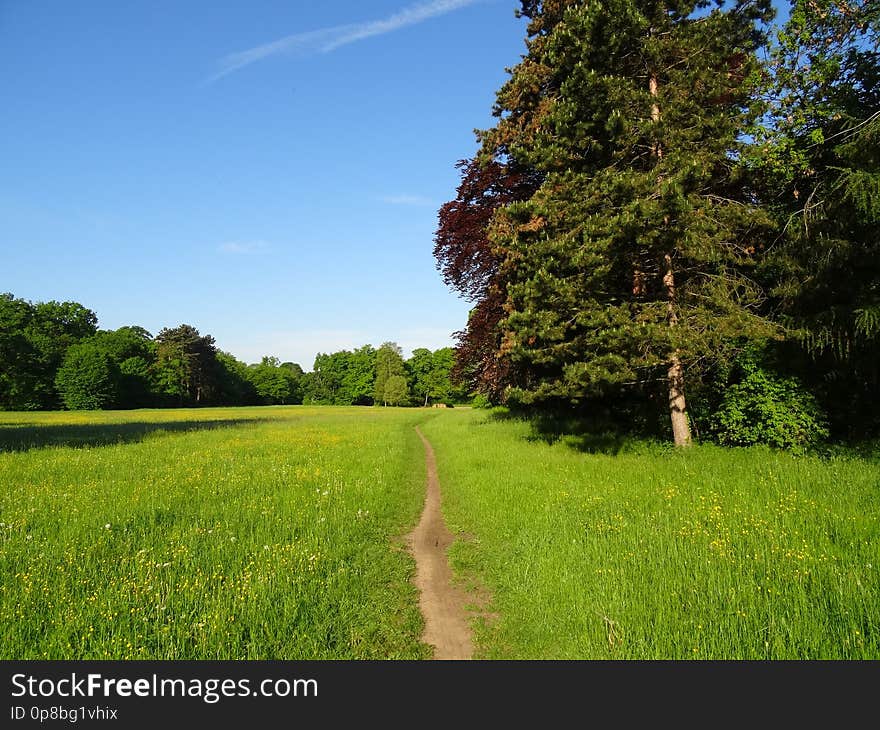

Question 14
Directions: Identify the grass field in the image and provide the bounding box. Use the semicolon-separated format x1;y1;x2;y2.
0;406;432;659
3;405;878;660
420;409;880;659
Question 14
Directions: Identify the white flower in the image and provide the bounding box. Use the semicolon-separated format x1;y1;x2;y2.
104;524;111;529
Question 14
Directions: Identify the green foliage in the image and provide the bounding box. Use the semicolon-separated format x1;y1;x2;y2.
215;351;258;405
383;375;409;407
407;346;459;406
308;346;376;405
407;348;435;406
341;346;377;405
83;327;157;409
709;358;828;450
55;343;119;410
117;356;156;409
471;393;493;409
373;342;406;406
753;0;880;436
0;293;98;410
475;0;778;434
0;294;40;410
154;325;220;406
246;356;303;405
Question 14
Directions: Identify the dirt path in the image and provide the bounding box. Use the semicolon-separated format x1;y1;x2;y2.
408;426;474;660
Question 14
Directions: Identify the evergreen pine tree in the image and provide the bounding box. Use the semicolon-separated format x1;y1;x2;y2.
482;0;777;445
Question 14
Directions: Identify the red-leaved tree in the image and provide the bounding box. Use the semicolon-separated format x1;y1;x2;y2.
434;158;540;399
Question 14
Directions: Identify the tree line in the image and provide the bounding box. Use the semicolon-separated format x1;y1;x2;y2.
434;0;879;448
0;293;462;410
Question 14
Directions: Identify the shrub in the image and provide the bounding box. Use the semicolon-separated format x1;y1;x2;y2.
471;393;492;409
710;360;828;450
55;344;119;410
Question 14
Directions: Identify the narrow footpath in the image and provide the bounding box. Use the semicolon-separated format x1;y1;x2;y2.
408;426;474;660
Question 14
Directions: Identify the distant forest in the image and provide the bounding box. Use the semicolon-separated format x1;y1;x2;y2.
0;293;464;411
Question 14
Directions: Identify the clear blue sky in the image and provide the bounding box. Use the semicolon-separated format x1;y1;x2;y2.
0;0;528;369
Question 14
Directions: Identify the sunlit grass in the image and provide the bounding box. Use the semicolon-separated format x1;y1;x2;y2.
0;406;432;659
5;405;877;660
421;409;880;659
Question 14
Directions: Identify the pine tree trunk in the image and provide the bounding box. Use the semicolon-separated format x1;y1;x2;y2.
651;71;692;447
663;253;692;447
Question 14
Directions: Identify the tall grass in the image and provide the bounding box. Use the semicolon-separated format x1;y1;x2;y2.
421;409;880;659
0;406;432;659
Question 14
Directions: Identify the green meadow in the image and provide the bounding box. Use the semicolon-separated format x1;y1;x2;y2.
0;407;431;659
1;406;877;659
421;410;880;659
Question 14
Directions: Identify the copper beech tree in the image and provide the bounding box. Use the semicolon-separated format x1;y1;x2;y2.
434;158;540;400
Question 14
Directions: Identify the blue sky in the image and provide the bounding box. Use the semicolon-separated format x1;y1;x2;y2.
0;0;527;368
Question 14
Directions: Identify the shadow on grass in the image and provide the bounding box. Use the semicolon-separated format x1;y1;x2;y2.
0;418;267;453
489;407;668;456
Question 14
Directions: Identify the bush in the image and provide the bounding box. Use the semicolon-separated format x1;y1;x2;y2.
710;360;828;450
55;344;119;410
471;393;493;409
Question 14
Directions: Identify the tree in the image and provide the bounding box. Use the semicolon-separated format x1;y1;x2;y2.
756;0;880;435
434;159;541;399
0;294;98;409
307;347;374;405
153;325;220;406
0;293;40;410
87;326;156;408
407;347;458;406
55;343;119;410
427;347;458;403
373;342;406;406
117;355;156;408
341;346;377;405
473;0;777;445
384;375;409;407
88;326;154;362
308;352;341;404
246;356;302;405
281;361;306;404
407;348;436;406
216;351;258;405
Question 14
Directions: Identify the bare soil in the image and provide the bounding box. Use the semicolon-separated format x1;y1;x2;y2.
407;427;474;660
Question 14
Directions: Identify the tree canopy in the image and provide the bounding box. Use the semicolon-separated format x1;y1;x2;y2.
434;0;880;446
0;293;463;412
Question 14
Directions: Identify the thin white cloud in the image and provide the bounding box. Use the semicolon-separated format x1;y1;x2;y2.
380;194;436;206
209;0;483;83
218;240;269;255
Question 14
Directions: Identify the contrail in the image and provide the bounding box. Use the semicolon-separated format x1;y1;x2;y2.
208;0;484;83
